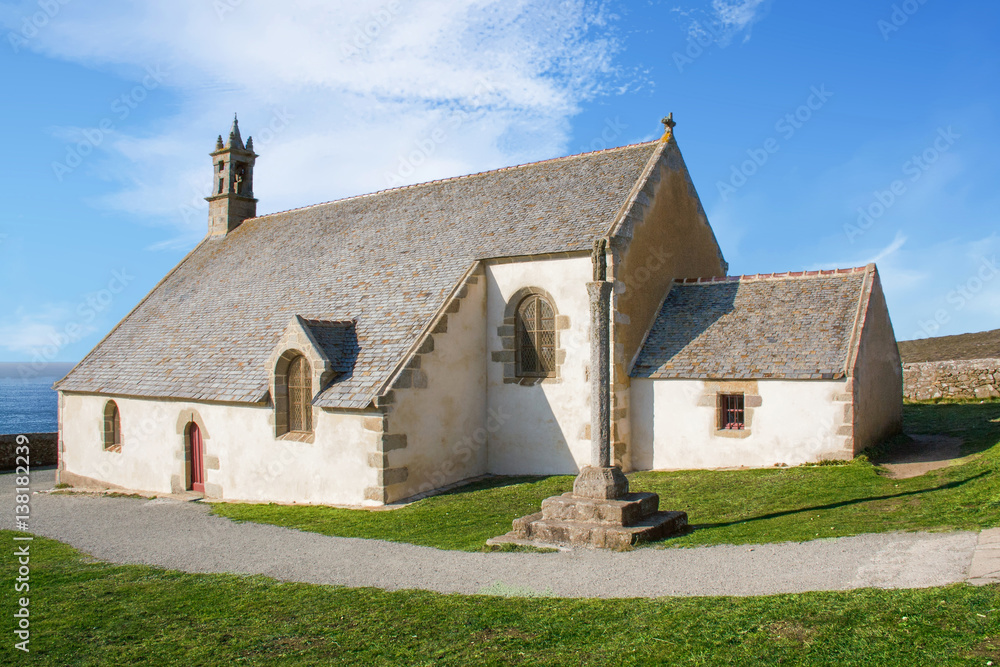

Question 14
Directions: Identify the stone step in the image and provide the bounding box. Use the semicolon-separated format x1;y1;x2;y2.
540;492;660;527
505;510;688;550
511;511;544;535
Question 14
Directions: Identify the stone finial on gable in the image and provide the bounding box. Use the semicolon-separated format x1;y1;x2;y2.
660;112;676;140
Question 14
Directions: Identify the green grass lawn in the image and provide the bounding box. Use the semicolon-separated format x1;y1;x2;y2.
212;401;1000;551
3;530;999;666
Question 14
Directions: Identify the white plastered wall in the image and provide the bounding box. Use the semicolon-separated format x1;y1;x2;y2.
387;272;489;499
630;378;851;469
485;255;593;474
58;392;377;505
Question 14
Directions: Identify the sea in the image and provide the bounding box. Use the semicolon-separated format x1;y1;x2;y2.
0;364;72;435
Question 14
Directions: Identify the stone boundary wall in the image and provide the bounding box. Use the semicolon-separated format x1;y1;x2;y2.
1;432;58;470
902;358;1000;401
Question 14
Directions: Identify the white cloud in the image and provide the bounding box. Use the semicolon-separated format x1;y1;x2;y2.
804;227;1000;339
683;0;769;47
0;320;62;355
711;0;767;35
870;234;999;341
866;229;907;265
811;230;907;271
0;304;87;355
3;0;624;243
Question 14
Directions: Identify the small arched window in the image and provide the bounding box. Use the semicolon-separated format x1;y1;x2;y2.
103;401;121;452
516;294;556;377
286;355;313;433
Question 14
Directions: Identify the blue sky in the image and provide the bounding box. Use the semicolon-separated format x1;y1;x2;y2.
0;0;997;366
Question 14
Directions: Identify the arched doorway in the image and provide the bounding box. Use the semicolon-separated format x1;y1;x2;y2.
186;422;205;493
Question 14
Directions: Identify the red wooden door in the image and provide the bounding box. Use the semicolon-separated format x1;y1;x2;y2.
188;423;205;493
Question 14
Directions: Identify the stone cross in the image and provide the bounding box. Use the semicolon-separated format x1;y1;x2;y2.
587;239;611;467
662;112;676;131
591;238;607;281
587;279;612;468
572;239;629;500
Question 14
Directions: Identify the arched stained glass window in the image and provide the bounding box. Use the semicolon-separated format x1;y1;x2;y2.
103;401;121;452
516;294;556;377
287;355;312;433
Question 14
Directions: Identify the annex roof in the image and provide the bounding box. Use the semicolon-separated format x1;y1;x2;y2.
57;140;663;408
631;267;872;380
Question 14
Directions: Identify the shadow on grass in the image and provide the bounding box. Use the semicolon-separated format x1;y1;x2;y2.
688;470;990;531
902;401;1000;457
418;474;565;500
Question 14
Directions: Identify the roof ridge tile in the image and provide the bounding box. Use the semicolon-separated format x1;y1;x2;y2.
674;265;867;285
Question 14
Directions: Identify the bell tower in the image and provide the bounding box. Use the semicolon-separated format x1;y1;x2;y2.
206;114;258;236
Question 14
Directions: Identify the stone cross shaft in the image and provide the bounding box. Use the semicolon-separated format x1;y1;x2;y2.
587;279;614;468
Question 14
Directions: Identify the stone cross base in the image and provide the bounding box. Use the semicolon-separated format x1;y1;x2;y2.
488;489;688;550
573;465;629;499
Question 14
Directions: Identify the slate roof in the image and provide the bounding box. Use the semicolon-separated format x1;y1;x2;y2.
300;319;359;376
57;140;662;408
631;267;871;380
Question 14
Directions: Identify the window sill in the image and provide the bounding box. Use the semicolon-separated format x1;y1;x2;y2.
103;444;122;453
505;374;560;386
714;429;751;439
278;431;315;444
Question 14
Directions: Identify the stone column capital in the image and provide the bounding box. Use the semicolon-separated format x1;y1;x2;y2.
586;280;614;300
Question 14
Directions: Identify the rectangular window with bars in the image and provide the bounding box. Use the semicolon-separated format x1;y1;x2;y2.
719;393;745;430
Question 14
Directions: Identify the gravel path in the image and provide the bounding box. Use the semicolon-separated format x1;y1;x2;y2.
5;469;987;598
